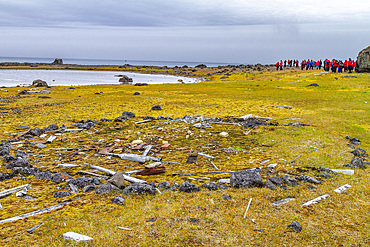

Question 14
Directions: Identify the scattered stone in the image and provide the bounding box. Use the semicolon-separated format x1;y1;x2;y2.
170;182;180;191
306;83;319;87
186;155;198;164
63;232;93;242
179;182;201;193
3;155;16;163
133;92;140;95
265;179;276;190
35;171;53;181
219;132;229;137
107;171;126;189
297;175;322;184
112;196;125;206
122;183;157;195
230;171;263;189
82;185;96;193
218;183;228;189
287;221;302;233
114;111;136;122
0;147;10;156
95;182;113;194
52;172;73;184
158;181;171;190
350;137;361;145
0;173;15;181
282;175;299;186
6;157;31;169
12;167;39;176
118;75;133;84
54;191;72;198
151;105;162;111
350;156;365;169
32;79;48;87
201;182;218;191
221;194;231;200
15;150;28;158
267;176;283;186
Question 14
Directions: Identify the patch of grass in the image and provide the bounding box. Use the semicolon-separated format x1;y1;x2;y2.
0;69;369;246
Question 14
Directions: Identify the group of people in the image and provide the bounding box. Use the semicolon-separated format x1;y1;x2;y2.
275;58;357;73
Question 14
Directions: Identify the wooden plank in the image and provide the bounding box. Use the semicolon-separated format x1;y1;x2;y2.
301;194;330;207
334;184;351;193
0;184;30;199
0;201;71;224
84;163;146;183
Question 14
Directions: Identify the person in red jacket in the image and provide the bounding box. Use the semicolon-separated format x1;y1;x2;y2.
353;60;357;72
344;60;348;72
347;58;353;73
276;61;280;71
301;60;306;70
279;60;283;70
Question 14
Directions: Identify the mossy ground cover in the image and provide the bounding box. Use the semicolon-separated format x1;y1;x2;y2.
0;68;369;246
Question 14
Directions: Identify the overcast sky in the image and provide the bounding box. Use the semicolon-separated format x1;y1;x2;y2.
1;0;369;64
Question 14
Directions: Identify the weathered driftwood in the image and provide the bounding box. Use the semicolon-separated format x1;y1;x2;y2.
142;145;153;156
301;194;330;207
46;135;57;143
0;184;30;199
57;163;80;167
118;226;132;231
26;211;61;234
106;152;161;163
58;129;83;133
0;200;71;224
271;198;295;206
198;152;216;159
330;169;354;175
134;119;152;124
84;163;146;183
209;159;219;170
243;198;253;219
290;154;301;163
79;170;109;179
334;184;351;193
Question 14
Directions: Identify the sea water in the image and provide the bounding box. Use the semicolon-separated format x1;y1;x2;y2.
0;69;201;87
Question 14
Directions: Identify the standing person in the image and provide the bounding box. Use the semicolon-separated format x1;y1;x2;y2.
284;60;287;67
316;60;320;69
338;60;344;73
353;60;357;72
279;60;283;70
276;61;280;71
348;58;353;73
296;60;299;67
344;60;348;72
319;60;322;70
310;60;314;70
301;60;306;70
306;59;310;70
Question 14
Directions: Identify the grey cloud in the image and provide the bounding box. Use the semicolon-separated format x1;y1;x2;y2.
1;0;369;28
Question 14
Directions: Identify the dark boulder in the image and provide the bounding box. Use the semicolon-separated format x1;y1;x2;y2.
0;173;15;181
52;58;63;65
118;75;133;84
44;124;59;132
179;182;201;193
122;183;157;195
12;167;39;176
282;175;299;186
158;181;171;190
67;177;102;189
230;171;263;189
6;157;31;169
357;46;370;72
112;196;125;206
151;105;162;111
306;83;319;87
287;221;302;233
297;175;322;184
95;182;113;194
267;176;283;186
265;179;276;190
0;147;10;156
201;182;218;191
83;185;96;193
350;156;365;169
36;171;53;180
32;79;48;87
54;191;72;198
114;111;136;122
52;172;72;184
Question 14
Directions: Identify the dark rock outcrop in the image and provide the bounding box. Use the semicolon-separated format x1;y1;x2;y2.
230;171;263;188
179;182;201;193
122;183;157;195
32;79;48;87
67;177;102;189
118;75;133;84
114;112;136;122
357;46;370;72
52;58;63;65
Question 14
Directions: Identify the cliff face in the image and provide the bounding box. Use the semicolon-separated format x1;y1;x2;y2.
357;46;370;72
